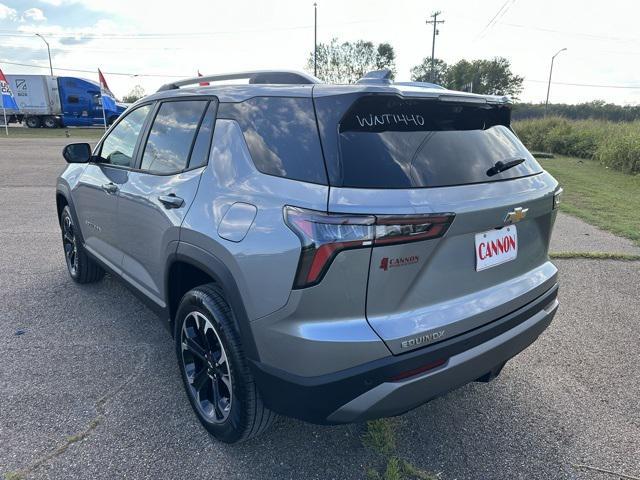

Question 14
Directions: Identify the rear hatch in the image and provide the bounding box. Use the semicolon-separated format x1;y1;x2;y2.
313;85;559;354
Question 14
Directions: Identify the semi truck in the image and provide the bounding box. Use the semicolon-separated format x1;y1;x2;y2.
3;75;126;128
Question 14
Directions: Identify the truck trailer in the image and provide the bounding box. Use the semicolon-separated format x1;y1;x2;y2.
3;75;126;128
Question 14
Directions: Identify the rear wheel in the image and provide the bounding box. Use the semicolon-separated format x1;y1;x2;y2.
25;116;41;128
43;116;58;128
175;284;275;443
60;206;104;283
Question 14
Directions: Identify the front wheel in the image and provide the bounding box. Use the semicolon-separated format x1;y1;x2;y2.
175;284;275;443
60;206;104;283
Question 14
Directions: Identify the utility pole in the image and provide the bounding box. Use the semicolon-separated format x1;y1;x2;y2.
35;33;53;76
426;11;444;83
545;47;567;115
313;2;318;77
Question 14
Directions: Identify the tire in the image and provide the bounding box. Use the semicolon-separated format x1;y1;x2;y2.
60;206;104;284
107;115;118;126
25;116;41;128
175;284;276;443
43;116;58;128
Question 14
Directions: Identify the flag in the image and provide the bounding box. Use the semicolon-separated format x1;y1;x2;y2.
98;68;116;112
198;70;209;86
0;68;18;110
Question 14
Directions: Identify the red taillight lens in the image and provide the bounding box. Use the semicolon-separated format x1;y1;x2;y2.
284;206;454;288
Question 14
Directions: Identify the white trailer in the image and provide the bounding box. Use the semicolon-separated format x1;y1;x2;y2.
5;75;62;117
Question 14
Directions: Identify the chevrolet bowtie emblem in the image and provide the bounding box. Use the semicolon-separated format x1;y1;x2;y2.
505;207;529;225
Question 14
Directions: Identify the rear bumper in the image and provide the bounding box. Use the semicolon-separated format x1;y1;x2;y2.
250;283;558;424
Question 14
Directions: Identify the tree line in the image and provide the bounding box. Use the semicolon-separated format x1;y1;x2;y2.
307;39;524;98
512;101;640;122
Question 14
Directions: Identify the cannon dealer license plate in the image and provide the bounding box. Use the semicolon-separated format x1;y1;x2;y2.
475;226;518;271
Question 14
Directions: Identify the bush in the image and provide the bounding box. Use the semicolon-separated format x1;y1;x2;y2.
512;117;640;174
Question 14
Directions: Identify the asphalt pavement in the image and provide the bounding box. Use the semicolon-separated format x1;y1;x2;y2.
0;137;638;480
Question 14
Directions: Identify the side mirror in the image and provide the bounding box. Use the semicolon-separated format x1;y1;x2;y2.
62;143;92;163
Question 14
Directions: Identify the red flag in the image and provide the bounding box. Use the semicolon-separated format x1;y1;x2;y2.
198;70;209;86
98;68;114;97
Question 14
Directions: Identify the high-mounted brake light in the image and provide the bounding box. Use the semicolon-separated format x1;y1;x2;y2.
284;206;454;288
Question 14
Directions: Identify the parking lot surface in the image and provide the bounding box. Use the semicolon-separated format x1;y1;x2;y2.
1;137;638;479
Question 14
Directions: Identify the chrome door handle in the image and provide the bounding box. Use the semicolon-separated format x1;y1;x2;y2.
158;194;184;209
101;182;118;194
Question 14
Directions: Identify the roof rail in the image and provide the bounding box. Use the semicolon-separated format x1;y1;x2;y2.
394;81;446;90
356;69;393;85
157;70;321;92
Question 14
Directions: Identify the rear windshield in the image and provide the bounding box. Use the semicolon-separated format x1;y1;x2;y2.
318;95;542;189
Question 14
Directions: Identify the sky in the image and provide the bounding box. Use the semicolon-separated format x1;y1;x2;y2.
0;0;639;104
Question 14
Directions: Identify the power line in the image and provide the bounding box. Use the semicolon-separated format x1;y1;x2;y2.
525;79;640;89
476;0;516;39
0;18;386;41
496;21;640;43
0;59;184;78
4;59;640;90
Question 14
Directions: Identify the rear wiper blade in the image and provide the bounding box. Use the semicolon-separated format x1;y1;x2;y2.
486;158;525;177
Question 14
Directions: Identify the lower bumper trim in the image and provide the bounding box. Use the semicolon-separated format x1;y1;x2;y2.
250;284;559;424
328;298;558;423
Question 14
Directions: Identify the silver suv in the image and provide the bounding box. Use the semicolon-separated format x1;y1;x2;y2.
56;70;560;443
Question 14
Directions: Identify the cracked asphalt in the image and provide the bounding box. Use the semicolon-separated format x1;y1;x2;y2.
1;137;638;479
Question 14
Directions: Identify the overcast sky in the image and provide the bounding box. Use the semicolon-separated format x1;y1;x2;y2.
0;0;638;104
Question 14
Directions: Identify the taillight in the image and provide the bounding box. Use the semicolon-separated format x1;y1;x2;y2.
284;206;454;288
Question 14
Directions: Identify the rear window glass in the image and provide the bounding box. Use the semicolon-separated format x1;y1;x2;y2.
324;95;541;188
218;97;327;184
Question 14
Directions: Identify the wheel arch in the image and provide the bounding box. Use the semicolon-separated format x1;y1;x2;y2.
166;244;259;361
55;186;85;244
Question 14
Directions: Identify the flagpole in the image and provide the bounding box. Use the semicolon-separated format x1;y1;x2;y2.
101;92;108;131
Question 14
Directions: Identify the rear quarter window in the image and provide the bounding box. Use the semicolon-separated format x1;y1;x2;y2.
217;97;327;184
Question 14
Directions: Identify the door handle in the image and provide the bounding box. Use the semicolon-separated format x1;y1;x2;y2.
158;194;184;209
101;182;118;194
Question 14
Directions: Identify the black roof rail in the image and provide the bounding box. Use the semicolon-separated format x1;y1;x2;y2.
157;70;321;92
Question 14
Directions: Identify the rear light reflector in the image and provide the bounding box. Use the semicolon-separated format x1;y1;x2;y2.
284;206;454;288
389;358;448;382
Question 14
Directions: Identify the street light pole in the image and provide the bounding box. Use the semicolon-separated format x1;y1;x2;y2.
313;2;318;77
545;47;567;115
35;34;53;76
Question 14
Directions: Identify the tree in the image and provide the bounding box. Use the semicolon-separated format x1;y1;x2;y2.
409;56;524;98
307;38;396;84
122;85;145;103
445;57;523;98
410;57;448;84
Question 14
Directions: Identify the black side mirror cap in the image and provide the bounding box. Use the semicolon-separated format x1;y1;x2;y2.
62;143;92;163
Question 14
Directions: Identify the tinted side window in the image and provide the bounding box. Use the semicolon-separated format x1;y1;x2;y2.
218;97;327;184
141;100;207;174
188;101;217;169
100;104;152;167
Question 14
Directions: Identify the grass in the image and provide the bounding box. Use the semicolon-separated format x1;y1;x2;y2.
0;127;104;140
540;156;640;246
550;252;640;261
363;419;438;480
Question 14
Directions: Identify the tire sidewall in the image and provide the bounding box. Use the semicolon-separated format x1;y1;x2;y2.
175;288;251;443
61;206;80;281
